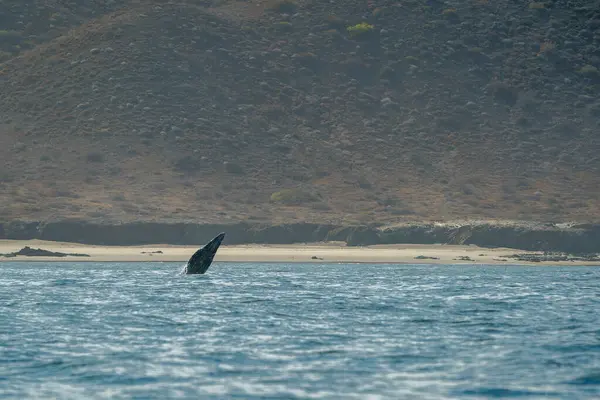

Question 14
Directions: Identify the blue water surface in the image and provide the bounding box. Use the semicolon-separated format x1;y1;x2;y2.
1;262;599;399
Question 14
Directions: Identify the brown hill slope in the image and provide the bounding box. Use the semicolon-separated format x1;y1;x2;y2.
1;0;599;225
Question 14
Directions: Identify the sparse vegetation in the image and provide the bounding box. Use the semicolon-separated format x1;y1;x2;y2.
269;0;297;13
579;65;599;76
0;30;23;42
224;161;244;174
537;41;555;56
270;188;319;205
0;50;13;62
0;0;599;226
326;15;345;29
86;152;104;163
112;193;126;201
372;8;384;18
488;81;519;106
442;8;457;15
528;2;545;9
274;21;293;31
346;23;374;38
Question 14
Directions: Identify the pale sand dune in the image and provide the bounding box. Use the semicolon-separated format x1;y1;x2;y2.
1;240;599;266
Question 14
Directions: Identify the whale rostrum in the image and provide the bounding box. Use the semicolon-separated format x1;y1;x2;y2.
183;233;225;274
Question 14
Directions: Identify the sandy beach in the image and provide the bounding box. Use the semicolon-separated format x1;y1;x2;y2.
1;239;599;266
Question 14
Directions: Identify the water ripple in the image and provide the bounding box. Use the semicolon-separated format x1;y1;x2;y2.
1;262;599;399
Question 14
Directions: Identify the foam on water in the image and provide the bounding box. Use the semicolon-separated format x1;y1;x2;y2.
1;262;599;399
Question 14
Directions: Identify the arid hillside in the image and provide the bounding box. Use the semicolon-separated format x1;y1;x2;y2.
1;0;599;226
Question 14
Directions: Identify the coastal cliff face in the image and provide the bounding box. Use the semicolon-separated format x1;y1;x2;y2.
1;0;599;227
1;220;599;254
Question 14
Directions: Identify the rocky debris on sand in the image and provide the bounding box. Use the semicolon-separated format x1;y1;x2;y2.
503;253;600;263
414;255;440;260
454;256;475;261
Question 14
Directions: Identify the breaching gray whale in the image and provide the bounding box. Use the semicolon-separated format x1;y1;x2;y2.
183;232;225;274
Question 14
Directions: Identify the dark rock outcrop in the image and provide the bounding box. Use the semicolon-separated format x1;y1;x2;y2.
372;223;600;254
2;221;41;240
1;246;90;258
1;220;599;254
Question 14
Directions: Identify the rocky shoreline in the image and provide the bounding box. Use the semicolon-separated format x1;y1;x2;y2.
1;220;599;255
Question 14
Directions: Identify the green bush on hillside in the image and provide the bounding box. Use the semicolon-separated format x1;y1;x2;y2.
528;2;545;9
579;65;599;76
0;30;24;48
270;0;297;13
274;21;293;32
346;23;374;38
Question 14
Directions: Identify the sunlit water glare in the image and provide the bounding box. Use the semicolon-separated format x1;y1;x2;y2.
1;262;599;399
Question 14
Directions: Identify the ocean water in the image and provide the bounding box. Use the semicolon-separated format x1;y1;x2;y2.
1;262;599;400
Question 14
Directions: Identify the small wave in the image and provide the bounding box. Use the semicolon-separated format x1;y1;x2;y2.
239;298;272;304
567;372;600;385
50;279;79;286
407;318;437;324
457;387;561;397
